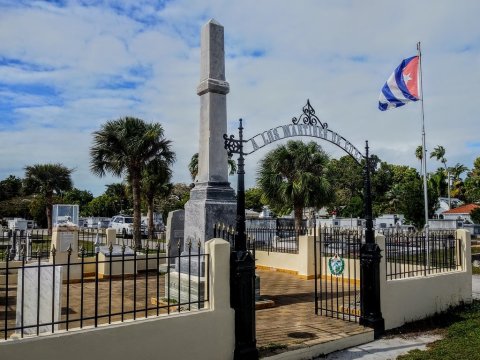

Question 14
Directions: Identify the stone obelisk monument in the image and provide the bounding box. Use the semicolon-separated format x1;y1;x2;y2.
183;19;236;248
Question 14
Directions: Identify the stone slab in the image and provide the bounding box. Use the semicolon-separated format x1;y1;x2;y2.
16;263;63;335
98;244;135;257
165;271;206;310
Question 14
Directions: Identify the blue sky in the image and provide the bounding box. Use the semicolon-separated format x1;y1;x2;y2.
0;0;479;196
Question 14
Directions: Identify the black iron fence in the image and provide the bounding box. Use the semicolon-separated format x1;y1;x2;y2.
0;241;208;341
381;229;461;280
213;223;303;254
0;228;167;261
315;227;362;322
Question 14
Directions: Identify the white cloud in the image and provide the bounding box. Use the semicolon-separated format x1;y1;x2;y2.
0;0;479;197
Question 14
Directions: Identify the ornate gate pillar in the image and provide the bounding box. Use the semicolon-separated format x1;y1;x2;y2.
359;142;385;337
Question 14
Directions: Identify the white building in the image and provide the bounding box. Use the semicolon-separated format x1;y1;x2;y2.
441;204;479;223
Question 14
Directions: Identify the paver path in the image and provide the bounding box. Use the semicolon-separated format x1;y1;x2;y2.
256;269;371;357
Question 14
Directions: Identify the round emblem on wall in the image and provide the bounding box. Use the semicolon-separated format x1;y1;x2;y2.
328;254;345;276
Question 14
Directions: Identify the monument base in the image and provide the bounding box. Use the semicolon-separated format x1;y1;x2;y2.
164;271;206;310
184;181;236;247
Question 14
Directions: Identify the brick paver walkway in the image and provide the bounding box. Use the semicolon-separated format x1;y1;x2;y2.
256;268;371;357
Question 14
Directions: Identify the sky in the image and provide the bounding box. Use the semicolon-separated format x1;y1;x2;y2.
0;0;479;196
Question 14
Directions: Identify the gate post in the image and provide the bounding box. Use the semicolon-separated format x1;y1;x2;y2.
225;120;259;360
359;141;385;337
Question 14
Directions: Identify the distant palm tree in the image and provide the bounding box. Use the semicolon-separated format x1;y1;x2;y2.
449;163;468;199
449;163;468;181
90;117;174;248
415;145;424;174
141;158;173;239
24;163;73;232
430;145;450;205
188;152;237;181
257;140;333;229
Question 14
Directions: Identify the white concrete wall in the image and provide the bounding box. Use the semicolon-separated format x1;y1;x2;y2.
380;230;472;330
0;238;235;360
255;235;315;278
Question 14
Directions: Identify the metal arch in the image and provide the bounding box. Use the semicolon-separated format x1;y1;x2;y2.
225;100;365;166
242;126;365;166
292;99;328;128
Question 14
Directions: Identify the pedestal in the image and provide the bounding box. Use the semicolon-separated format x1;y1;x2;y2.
183;181;236;248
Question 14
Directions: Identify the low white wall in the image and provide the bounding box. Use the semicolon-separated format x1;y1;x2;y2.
380;229;472;330
0;238;235;360
255;235;315;278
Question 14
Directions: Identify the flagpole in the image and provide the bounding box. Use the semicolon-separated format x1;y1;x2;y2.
417;41;430;266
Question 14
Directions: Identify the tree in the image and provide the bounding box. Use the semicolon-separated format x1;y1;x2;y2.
24;163;73;232
90;117;174;248
429;168;448;199
391;167;436;227
156;183;191;220
326;156;364;217
464;157;480;203
104;183;131;213
188;152;237;181
448;163;468;200
415;145;424;174
84;194;118;217
0;175;23;201
63;188;94;215
245;187;265;212
470;207;480;224
141;158;173;239
257;140;333;229
430;145;451;204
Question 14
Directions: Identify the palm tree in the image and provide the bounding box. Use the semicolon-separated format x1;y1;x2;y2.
142;158;173;239
188;152;237;181
24;163;73;232
415;145;424;174
257;140;333;229
449;163;468;199
430;145;451;207
90;117;174;248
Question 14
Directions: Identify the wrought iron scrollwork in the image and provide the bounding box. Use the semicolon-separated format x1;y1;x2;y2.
223;134;242;157
292;99;327;128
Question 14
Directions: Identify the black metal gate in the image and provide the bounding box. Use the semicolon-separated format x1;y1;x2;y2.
314;227;362;322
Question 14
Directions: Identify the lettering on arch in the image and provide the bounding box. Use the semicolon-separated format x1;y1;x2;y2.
244;123;364;165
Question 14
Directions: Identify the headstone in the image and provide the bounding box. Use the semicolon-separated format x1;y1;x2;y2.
183;19;236;251
97;245;135;277
16;263;63;335
50;227;81;280
166;209;185;260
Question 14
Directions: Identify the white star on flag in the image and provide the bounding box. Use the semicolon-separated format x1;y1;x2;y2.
403;72;412;84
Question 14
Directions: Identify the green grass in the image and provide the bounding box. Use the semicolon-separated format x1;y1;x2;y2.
472;247;480;254
473;267;480;275
396;300;480;360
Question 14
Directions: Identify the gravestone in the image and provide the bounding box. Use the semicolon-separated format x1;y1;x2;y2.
16;263;63;335
166;209;185;261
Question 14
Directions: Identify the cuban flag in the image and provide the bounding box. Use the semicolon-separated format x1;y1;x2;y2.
378;56;420;111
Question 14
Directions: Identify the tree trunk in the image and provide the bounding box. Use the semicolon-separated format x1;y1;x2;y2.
46;193;53;235
294;206;303;232
131;172;142;249
147;196;154;241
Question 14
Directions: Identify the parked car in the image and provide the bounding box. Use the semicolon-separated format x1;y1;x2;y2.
98;219;110;229
109;215;147;237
